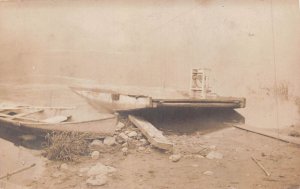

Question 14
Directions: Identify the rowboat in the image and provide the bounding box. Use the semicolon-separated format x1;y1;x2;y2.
0;104;117;136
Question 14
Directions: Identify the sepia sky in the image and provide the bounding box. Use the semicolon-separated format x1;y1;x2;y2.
0;0;299;96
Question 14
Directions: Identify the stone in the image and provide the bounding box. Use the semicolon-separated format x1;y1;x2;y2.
119;133;129;141
169;154;182;162
138;147;145;151
206;151;223;160
115;122;125;131
121;147;128;155
139;138;149;146
122;143;128;147
91;151;100;160
60;163;68;170
103;136;116;146
203;171;214;176
86;175;108;186
195;155;205;159
90;140;103;147
127;131;138;138
87;163;116;177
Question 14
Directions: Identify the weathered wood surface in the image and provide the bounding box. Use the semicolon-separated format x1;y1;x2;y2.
10;109;44;120
129;115;173;151
233;124;300;145
0;112;44;123
43;115;71;124
72;86;246;112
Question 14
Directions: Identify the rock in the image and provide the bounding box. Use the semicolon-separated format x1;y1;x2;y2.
121;147;128;155
195;155;205;159
119;133;129;141
51;171;64;178
203;171;214;176
139;138;149;146
90;140;103;147
103;136;116;146
138;147;145;151
87;163;116;177
60;163;68;170
127;131;138;138
86;175;108;186
125;131;131;135
122;143;128;147
91;151;100;160
206;151;223;160
115;122;125;131
169;154;182;162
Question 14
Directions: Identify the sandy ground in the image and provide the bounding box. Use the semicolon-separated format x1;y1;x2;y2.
19;125;300;189
0;138;46;189
0;82;299;189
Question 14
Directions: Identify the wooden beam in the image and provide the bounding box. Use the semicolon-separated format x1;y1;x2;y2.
0;113;44;123
129;115;173;151
233;124;300;145
10;109;44;120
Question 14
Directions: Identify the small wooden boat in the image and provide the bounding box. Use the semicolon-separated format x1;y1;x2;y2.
0;104;117;136
71;85;246;112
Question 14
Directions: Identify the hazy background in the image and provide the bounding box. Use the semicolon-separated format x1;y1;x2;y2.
0;0;299;127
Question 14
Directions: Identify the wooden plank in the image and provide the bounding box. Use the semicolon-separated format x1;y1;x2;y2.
43;115;72;124
233;124;300;145
251;156;270;176
155;102;240;108
152;98;245;103
129;115;173;151
0;163;36;180
0;106;74;111
0;113;44;123
10;109;44;120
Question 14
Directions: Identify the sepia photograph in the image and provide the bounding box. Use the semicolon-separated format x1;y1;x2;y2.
0;0;299;188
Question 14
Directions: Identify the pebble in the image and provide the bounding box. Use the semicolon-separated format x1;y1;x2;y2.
115;122;125;131
127;131;138;138
86;175;108;186
169;154;182;162
87;163;116;177
103;136;116;146
121;147;128;155
206;151;223;160
90;140;103;147
91;151;100;160
122;143;128;147
138;147;145;151
119;133;129;141
139;138;149;146
60;163;68;170
203;171;214;176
